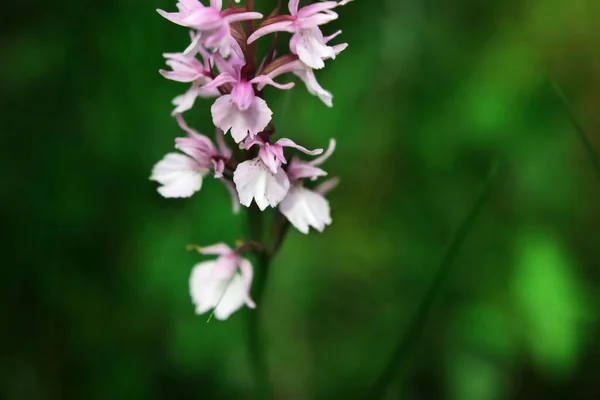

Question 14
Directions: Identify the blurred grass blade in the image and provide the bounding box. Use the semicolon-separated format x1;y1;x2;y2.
367;160;500;399
551;80;600;180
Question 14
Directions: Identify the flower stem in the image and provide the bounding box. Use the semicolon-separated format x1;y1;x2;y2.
247;205;272;400
366;160;500;399
550;79;600;181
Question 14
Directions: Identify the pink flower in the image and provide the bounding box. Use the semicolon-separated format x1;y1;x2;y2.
190;243;255;320
160;46;220;114
233;157;291;211
207;59;294;143
157;0;262;57
260;32;347;107
247;1;348;69
150;115;230;198
286;138;336;181
278;139;338;233
279;185;332;233
241;135;323;174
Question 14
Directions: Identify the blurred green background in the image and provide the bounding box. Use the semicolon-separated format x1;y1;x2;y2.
2;0;600;398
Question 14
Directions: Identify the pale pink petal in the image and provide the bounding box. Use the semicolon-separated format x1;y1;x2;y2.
293;68;333;107
259;59;305;90
293;29;335;69
199;243;233;256
324;29;342;43
296;11;338;28
258;146;281;174
288;0;300;15
314;177;339;195
211;159;225;178
310;138;336;166
203;73;238;90
233;158;290;210
175;114;217;160
230;81;255;111
213;274;247;320
215;129;232;158
238;258;256;308
332;43;348;56
279;186;332;234
276;138;323;155
150;153;206;198
172;84;199;114
210;0;223;10
296;2;339;18
157;9;187;27
182;8;223;31
247;20;295;44
250;75;295;90
183;31;203;56
224;11;264;23
219;178;241;214
160;53;206;83
286;159;327;181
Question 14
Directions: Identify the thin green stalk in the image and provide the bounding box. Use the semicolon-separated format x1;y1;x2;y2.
367;160;500;399
247;205;272;400
551;80;600;180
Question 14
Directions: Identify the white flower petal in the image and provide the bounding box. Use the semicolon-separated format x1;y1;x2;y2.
213;274;246;320
211;95;272;143
189;261;222;315
172;84;199;114
295;28;335;70
233;158;290;211
279;186;332;234
150;153;206;198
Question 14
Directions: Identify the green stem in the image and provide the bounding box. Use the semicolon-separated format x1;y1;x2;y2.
550;79;600;180
247;204;272;400
367;160;500;399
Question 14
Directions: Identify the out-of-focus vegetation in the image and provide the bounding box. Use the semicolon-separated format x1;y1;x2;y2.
2;0;600;398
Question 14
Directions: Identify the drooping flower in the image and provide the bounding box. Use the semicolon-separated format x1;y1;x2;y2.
150;115;229;198
259;32;347;107
279;139;337;233
247;0;349;69
241;135;323;174
279;185;332;234
190;243;255;320
233;157;291;210
157;0;263;57
160;42;220;114
207;58;294;143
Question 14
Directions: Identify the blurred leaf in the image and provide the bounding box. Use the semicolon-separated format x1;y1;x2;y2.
512;229;589;378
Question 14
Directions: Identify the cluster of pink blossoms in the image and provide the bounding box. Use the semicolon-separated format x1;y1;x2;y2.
151;0;350;320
